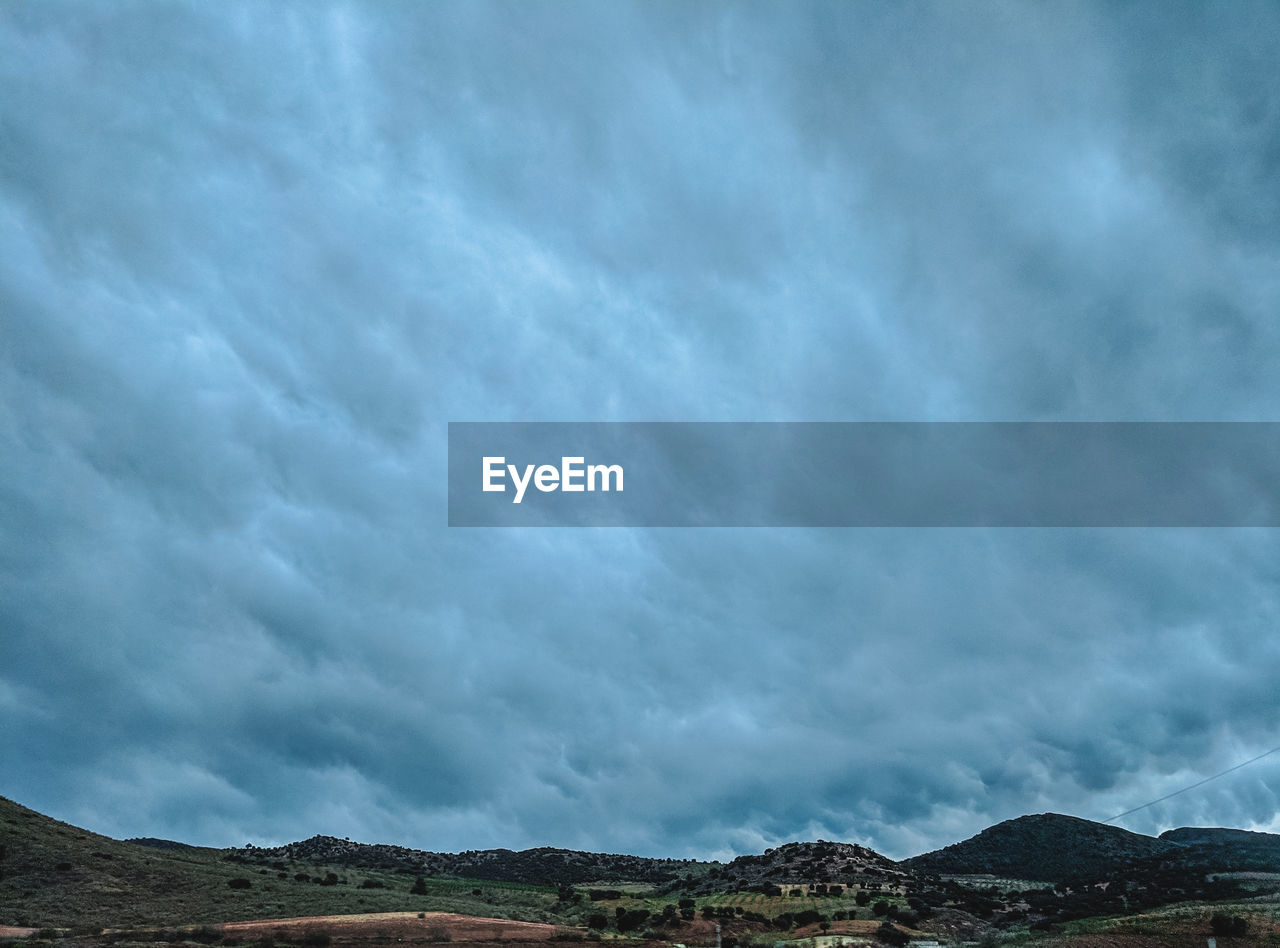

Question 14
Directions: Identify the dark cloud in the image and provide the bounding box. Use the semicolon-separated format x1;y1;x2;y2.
3;1;1280;861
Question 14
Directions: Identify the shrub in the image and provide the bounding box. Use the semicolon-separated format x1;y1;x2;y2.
874;922;909;947
1210;914;1248;937
615;910;650;933
411;876;429;895
300;930;330;947
228;878;252;890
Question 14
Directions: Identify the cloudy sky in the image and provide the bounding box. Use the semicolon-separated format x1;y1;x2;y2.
4;1;1280;861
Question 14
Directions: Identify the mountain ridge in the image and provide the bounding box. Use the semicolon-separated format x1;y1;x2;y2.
7;794;1280;936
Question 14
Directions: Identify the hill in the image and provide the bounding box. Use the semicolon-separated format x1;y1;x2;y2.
0;794;260;928
902;813;1178;882
228;835;719;886
676;839;906;895
8;792;1280;941
1157;825;1280;873
0;796;556;929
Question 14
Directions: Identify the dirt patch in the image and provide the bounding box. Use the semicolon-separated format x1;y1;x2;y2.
219;912;572;946
0;927;38;938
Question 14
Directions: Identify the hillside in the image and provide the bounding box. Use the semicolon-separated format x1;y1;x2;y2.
1157;825;1280;873
902;813;1178;882
0;795;254;927
674;839;906;895
0;796;556;929
228;835;719;886
8;793;1280;941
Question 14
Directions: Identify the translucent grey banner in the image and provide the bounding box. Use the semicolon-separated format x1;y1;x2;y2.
447;422;1280;527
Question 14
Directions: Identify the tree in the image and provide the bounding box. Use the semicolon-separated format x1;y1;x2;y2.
874;922;909;947
411;876;429;895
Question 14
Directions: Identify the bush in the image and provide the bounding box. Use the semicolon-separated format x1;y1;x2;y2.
300;930;330;947
872;901;889;917
874;922;909;947
615;910;650;933
1210;914;1248;937
411;876;429;895
228;878;252;890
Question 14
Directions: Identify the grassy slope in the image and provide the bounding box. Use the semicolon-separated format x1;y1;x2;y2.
0;797;557;930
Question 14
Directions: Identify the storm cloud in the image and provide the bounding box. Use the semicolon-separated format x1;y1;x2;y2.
3;1;1280;860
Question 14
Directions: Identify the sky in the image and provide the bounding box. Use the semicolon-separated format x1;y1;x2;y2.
3;1;1280;862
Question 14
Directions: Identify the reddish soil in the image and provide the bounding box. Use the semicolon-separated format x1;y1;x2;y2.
0;927;38;938
219;912;576;946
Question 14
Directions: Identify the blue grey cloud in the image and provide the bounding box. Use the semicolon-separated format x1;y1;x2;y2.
4;1;1280;861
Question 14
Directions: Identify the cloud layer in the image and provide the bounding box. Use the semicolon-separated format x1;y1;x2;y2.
4;1;1280;859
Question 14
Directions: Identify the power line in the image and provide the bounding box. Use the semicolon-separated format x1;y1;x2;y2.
1102;742;1280;824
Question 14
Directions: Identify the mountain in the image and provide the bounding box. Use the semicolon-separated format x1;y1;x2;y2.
902;813;1178;882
